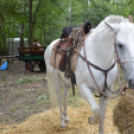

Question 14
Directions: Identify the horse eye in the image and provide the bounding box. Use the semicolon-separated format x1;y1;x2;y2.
118;44;123;48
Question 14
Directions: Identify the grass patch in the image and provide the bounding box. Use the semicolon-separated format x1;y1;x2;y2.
22;106;31;110
37;93;50;102
16;77;45;84
37;100;51;105
11;108;16;112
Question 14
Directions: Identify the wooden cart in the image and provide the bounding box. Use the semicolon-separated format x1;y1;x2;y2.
18;46;47;72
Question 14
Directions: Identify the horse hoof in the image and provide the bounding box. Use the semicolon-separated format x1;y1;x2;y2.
88;116;98;124
64;117;70;123
64;119;70;123
61;125;66;128
88;116;95;124
61;122;66;128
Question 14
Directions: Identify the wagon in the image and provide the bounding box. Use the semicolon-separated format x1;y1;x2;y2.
18;46;47;72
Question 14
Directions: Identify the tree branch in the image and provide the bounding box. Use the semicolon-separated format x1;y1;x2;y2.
32;0;42;29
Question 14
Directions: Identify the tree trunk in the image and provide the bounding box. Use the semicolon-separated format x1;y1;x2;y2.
29;0;33;46
0;25;1;55
32;0;41;29
0;41;1;55
43;18;46;45
0;0;1;55
0;23;7;55
20;24;24;47
2;27;7;55
88;0;90;7
20;0;26;47
68;2;71;26
29;0;41;46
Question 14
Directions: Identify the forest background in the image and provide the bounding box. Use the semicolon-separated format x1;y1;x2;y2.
0;0;134;55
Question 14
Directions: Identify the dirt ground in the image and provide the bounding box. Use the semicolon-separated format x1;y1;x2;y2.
0;59;123;129
0;60;82;126
0;60;50;124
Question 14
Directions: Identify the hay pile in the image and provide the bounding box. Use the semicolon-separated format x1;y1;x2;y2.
0;99;119;134
113;90;134;134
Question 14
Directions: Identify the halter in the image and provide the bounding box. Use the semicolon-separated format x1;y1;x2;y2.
79;27;128;98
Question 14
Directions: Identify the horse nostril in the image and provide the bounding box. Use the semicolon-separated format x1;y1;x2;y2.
128;79;133;87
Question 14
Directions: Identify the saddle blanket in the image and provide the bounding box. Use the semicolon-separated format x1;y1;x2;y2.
49;39;82;72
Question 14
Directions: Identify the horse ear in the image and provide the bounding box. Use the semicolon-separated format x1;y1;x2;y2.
105;22;120;33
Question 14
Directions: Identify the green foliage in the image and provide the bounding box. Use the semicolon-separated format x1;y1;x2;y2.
0;0;134;53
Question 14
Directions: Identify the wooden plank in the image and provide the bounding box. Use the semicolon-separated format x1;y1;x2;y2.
18;46;46;56
18;47;32;50
32;46;45;49
32;50;44;53
19;51;32;54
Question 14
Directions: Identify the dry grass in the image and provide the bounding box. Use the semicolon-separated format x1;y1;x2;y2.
0;99;119;134
113;90;134;134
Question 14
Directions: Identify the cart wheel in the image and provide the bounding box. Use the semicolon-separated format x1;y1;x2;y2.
38;61;46;71
25;62;33;72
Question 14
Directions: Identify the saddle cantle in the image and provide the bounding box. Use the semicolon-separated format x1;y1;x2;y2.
58;39;74;52
50;38;74;72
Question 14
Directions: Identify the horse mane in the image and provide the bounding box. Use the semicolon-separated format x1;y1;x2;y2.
104;15;126;24
96;15;129;29
90;15;129;36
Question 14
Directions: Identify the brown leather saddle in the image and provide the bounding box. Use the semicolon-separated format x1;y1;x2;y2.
50;25;88;95
55;39;74;72
51;25;84;71
57;39;74;52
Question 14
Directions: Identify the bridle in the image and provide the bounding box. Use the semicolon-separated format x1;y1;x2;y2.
78;27;129;98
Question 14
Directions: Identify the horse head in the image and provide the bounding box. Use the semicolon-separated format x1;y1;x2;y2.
106;18;134;89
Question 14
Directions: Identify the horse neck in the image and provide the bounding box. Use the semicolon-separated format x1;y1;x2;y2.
85;28;115;69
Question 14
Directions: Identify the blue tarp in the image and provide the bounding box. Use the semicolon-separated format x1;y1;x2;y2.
0;61;7;70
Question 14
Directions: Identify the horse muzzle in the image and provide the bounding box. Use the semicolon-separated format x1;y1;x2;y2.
128;79;134;89
120;59;134;89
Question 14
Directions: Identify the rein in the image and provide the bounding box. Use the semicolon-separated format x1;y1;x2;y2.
79;30;128;98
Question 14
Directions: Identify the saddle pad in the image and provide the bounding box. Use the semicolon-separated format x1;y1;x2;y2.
50;41;63;70
49;40;83;72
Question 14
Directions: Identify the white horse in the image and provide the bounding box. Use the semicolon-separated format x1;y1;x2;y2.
44;15;134;134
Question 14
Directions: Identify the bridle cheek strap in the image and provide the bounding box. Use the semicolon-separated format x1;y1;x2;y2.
78;32;128;98
79;53;116;98
114;43;125;71
80;30;117;98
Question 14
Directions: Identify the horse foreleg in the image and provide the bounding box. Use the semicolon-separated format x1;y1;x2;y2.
99;95;108;134
63;81;70;123
48;74;57;108
80;83;100;124
99;85;111;134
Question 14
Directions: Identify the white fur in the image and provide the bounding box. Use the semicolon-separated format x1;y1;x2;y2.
44;15;134;134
